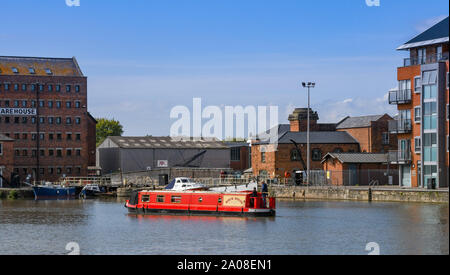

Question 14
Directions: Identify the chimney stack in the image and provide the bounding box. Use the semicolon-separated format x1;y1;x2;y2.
288;108;319;132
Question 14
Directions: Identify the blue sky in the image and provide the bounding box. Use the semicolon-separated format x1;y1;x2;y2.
1;0;449;137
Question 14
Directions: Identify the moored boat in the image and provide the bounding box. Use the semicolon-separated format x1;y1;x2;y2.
125;190;276;217
32;183;81;200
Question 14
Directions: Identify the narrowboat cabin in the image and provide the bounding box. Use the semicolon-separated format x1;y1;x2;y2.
126;190;276;217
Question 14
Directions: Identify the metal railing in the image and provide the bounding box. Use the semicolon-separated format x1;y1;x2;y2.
389;119;412;134
403;52;449;67
59;177;112;187
388;150;412;164
389;89;412;104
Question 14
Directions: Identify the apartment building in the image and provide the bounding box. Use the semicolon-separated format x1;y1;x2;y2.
0;56;97;183
388;17;449;188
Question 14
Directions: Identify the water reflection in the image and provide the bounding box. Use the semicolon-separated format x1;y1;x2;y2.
0;199;448;255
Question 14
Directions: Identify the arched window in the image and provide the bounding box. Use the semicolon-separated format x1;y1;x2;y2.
334;148;343;153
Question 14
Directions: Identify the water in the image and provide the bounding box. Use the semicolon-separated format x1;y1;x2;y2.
0;199;448;255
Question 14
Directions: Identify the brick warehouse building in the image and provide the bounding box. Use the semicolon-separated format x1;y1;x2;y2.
336;114;397;153
251;108;361;179
0;56;97;183
0;133;14;187
388;17;449;188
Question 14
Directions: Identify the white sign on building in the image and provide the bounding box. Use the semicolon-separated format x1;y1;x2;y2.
157;160;169;168
0;108;37;116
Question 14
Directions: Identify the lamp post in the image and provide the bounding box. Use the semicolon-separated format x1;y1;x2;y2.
301;82;315;186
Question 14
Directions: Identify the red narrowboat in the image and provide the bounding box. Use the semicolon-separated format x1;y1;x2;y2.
125;190;276;217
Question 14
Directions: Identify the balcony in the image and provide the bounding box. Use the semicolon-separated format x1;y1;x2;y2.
388;150;412;164
403;52;449;67
389;119;412;134
389;89;412;105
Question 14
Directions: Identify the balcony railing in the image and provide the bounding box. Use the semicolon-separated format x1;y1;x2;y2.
389;89;412;104
403;52;449;67
388;150;412;164
389;119;412;134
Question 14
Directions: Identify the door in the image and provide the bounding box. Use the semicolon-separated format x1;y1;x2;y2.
401;165;411;188
349;164;358;186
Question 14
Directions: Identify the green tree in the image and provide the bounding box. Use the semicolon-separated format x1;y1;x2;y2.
96;118;124;146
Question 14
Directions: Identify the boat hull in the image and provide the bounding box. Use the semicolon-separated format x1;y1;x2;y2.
126;206;275;217
32;186;79;200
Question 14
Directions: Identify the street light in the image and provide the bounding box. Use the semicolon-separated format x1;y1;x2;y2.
301;82;315;186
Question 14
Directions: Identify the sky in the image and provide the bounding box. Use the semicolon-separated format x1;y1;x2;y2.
1;0;449;138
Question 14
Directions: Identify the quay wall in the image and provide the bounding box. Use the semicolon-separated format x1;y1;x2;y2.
0;188;34;199
271;186;449;203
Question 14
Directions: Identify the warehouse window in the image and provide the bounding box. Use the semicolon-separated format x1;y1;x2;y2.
29;68;35;74
45;68;52;75
382;132;390;145
12;67;18;74
0;143;3;155
231;147;241;161
312;149;322;161
291;149;300;161
261;152;266;163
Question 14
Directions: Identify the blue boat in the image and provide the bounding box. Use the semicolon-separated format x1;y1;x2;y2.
32;184;80;200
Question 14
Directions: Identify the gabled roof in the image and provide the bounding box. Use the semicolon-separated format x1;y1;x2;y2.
103;136;229;149
397;17;449;50
251;124;290;140
254;131;359;145
0;56;84;76
322;153;389;164
0;134;14;141
336;115;388;129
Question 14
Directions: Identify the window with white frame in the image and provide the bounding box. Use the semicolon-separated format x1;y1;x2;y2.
414;137;421;153
414;76;421;93
414;106;421;123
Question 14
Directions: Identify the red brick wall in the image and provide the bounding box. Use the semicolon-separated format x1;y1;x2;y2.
0;140;14;183
0;74;95;182
230;146;250;171
252;143;360;178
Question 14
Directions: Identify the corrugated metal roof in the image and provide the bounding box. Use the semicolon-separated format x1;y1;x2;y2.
107;136;229;149
322;153;388;164
0;56;83;76
336;115;386;129
398;17;449;50
255;131;359;145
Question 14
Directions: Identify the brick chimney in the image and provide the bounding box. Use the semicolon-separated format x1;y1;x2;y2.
288;108;319;132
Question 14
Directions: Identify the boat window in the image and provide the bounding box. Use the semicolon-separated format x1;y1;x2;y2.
181;179;189;183
141;195;150;203
182;185;186;188
218;197;222;204
157;195;165;203
198;197;203;203
171;196;182;203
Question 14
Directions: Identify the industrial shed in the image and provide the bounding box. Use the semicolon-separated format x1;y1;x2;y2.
97;136;231;174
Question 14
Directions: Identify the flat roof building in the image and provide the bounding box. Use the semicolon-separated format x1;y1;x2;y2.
389;16;449;188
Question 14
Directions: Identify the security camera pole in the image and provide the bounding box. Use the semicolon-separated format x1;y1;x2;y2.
302;82;315;186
